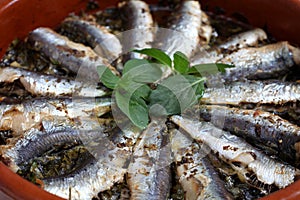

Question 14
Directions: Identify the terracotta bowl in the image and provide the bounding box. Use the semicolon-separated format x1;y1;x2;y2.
0;0;300;199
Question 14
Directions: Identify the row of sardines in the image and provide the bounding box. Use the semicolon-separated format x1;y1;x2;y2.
0;0;300;200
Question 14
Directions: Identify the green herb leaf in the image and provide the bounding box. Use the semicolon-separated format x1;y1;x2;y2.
149;85;180;116
97;48;221;128
122;63;162;83
188;63;218;76
123;59;150;74
115;61;162;128
183;75;206;99
97;65;120;89
173;51;189;74
115;83;151;129
149;74;205;116
128;85;150;128
188;63;235;76
215;63;235;73
133;48;172;67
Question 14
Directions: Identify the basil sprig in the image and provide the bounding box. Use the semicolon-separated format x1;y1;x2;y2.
97;48;234;128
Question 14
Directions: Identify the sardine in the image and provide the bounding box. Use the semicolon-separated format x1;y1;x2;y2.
119;0;154;59
223;42;299;82
27;27;118;81
170;115;299;189
201;80;300;106
127;119;171;200
60;17;122;62
0;117;102;170
0;67;107;97
191;28;267;64
194;105;300;162
1;119;141;200
198;12;213;45
191;49;224;67
43;121;142;199
0;97;111;134
0;118;105;171
170;129;234;200
219;28;267;51
192;42;300;82
154;1;202;58
256;103;300;126
153;0;202;80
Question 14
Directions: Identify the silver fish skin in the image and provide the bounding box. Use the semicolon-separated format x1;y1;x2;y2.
170;115;298;189
153;0;202;80
220;42;300;82
170;129;234;200
191;49;224;67
2;120;141;200
27;27;118;81
195;105;300;161
219;28;267;50
119;0;154;59
198;12;213;45
127;120;171;200
191;28;267;64
43;122;142;200
0;118;104;171
43;132;127;199
0;67;106;97
201;80;300;106
0;97;111;134
42;119;141;199
192;42;300;82
60;17;122;62
154;1;202;58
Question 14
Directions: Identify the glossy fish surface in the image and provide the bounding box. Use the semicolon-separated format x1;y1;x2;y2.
60;17;122;62
0;118;104;170
127;119;171;200
193;42;300;82
219;42;300;82
0;97;111;134
171;129;234;200
154;1;202;58
1;119;141;200
119;0;154;60
27;27;118;81
153;0;202;80
0;67;107;97
201;80;300;106
43;123;142;200
191;28;268;64
171;116;298;189
218;28;267;51
194;105;300;162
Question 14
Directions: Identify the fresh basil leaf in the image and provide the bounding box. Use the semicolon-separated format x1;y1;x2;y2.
186;66;199;75
133;48;172;67
188;63;218;76
149;85;180;116
122;63;162;83
128;85;150;128
215;63;235;73
189;63;235;75
183;75;205;99
123;59;149;74
115;62;160;127
115;83;150;129
173;51;189;74
97;65;120;89
149;75;205;115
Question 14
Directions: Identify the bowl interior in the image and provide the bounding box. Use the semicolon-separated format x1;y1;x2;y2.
0;0;300;199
